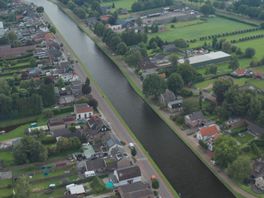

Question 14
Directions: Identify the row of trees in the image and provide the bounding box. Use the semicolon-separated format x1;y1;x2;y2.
94;22;148;56
131;0;173;12
199;27;261;41
230;34;264;44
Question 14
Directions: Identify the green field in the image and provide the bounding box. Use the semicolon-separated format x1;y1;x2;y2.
150;17;253;42
195;77;264;90
236;38;264;59
101;0;136;10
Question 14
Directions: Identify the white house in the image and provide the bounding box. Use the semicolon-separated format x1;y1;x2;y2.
74;103;93;120
197;124;220;151
112;165;142;187
66;184;85;195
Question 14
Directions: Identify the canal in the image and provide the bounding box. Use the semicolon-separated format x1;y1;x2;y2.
27;1;234;197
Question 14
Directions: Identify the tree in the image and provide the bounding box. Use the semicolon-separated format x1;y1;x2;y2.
39;81;55;107
214;136;240;168
169;54;179;67
14;176;31;198
131;147;137;157
36;6;44;13
143;74;166;98
116;42;128;55
213;78;233;104
151;178;160;189
174;39;188;48
7;31;17;45
82;78;91;95
13;136;48;164
49;25;56;34
88;98;98;111
177;63;198;84
167;73;184;94
125;49;142;67
229;56;239;70
207;65;217;75
227;156;251;181
245;48;256;58
200;2;215;15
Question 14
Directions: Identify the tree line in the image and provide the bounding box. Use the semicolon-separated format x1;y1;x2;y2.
131;0;173;12
0;77;56;120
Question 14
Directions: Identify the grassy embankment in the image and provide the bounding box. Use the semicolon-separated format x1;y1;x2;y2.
45;2;180;197
51;1;251;198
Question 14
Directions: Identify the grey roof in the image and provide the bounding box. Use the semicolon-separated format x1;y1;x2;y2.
179;51;230;65
187;111;205;121
118;182;154;198
117;165;141;181
86;158;105;171
247;121;264;137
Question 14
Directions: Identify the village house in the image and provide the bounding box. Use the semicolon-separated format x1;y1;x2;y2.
117;182;155;198
196;124;220;151
185;111;206;128
231;68;252;78
111;165;142;187
74;103;94;120
159;89;183;111
246;120;264;137
87;116;110;135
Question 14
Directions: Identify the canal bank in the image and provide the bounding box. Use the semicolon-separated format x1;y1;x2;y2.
29;0;236;197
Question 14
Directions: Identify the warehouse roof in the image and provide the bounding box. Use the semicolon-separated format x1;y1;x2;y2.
179;51;230;65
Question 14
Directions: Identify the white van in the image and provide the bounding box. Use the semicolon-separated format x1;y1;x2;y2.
84;171;96;178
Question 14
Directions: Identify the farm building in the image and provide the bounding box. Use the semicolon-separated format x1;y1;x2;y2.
179;51;231;67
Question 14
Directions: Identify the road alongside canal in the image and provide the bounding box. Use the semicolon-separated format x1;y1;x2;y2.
28;1;235;197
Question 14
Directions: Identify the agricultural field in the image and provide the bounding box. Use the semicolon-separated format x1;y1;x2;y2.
149;17;253;42
236;38;264;59
101;0;136;11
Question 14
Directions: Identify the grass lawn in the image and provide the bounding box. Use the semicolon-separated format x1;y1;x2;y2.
33;187;65;198
233;132;255;145
0;124;28;142
236;38;264;59
149;17;253;42
0;188;12;197
101;0;136;11
0;150;14;166
240;184;264;198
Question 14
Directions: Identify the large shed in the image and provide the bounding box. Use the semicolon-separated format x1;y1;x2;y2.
179;51;230;67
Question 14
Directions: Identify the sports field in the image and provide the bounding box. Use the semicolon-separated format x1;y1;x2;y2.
149;17;253;42
101;0;136;10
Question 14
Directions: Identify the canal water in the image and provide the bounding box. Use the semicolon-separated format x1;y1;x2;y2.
27;1;234;197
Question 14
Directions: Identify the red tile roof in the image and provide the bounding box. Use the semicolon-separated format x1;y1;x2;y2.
234;68;246;76
199;124;220;138
74;103;93;114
